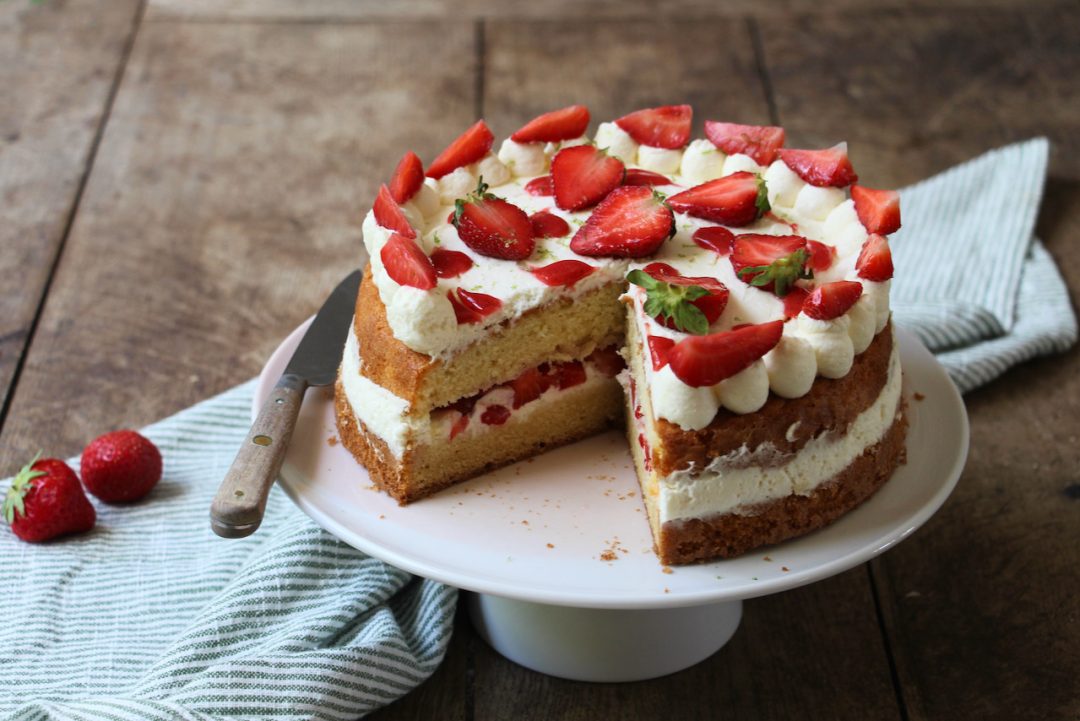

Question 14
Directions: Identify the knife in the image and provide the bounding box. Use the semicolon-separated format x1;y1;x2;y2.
210;269;362;539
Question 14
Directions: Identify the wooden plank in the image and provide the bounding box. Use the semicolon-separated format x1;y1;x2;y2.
760;8;1080;720
0;0;142;417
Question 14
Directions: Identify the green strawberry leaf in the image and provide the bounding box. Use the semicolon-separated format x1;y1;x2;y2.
628;269;711;335
3;452;45;525
737;247;811;297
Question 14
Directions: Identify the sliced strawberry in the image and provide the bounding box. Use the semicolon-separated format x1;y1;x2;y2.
452;180;535;260
381;232;437;290
447;288;502;324
638;433;652;471
530;259;596;288
511;104;590;143
805;239;836;272
587;346;625;377
856;234;894;282
730;234;809;294
554;360;587;389
373;184;416;238
704;121;786;166
623;168;672;186
525;175;554;196
667;320;784;387
481;405;511;425
802;280;863;320
389;151;424;203
851;185;901;235
666;172;769;227
692;226;736;256
510;367;553;408
614;105;692;149
529;210;571;238
430;248;473;278
426;120;494;179
642;262;729;327
783;286;809;318
647;335;676;371
570;186;673;258
551;144;625;211
778;143;858;187
450;413;470;440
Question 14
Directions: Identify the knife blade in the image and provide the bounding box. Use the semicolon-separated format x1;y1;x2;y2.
210;269;361;538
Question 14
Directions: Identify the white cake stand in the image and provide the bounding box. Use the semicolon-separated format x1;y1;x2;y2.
259;322;968;682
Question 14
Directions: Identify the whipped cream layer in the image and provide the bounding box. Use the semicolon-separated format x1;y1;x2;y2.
657;333;902;524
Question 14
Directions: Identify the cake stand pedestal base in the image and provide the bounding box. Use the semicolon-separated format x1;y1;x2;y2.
467;593;743;682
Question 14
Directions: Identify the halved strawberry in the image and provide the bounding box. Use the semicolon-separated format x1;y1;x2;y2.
778;143;858;187
431;248;473;278
569;186;673;258
802;280;863;320
381;232;437;290
450;412;470;440
704;121;786;166
587;346;625;377
551;144;625;211
851;185;901;235
525;175;554;196
452;179;535;260
692;226;736;256
553;360;587;389
805;239;836;272
667;320;784;387
447;287;502;324
389;151;424;204
373;184;416;238
530;259;596;287
730;234;810;295
511;105;590;143
614;105;692;149
510;367;553;408
529;210;571;238
647;335;676;371
666;172;769;226
623;168;672;186
426;120;494;179
856;234;894;282
481;405;511;425
641;262;729;328
783;286;809;318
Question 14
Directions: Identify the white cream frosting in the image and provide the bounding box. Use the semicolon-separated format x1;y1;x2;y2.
636;145;683;174
497;139;548;177
594;121;638;163
721;152;762;177
680;139;726;184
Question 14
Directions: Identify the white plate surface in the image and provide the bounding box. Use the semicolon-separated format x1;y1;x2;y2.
264;322;967;609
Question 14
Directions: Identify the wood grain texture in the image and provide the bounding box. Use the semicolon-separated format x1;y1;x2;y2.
760;7;1080;720
0;0;141;416
0;18;476;468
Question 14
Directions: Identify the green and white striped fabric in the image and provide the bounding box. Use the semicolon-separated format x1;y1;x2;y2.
0;380;456;721
892;138;1077;391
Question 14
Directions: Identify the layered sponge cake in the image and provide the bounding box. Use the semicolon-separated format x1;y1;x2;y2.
335;104;906;563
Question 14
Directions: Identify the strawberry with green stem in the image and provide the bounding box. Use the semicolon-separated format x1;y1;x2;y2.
626;264;728;336
730;234;813;297
4;453;95;542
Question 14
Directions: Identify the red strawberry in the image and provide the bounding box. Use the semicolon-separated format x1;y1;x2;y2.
481;405;511;426
381;232;437;289
553;360;587;389
614;105;692;149
586;346;625;376
510;367;553;408
389;151;424;204
525;175;554;197
426;120;494;179
529;210;571;238
805;239;836;272
642;262;729;327
802;281;863;320
551;144;625;211
450;413;469;440
452;180;535;260
851;185;901;235
856;234;894;282
530;259;596;288
570;186;673;258
430;248;473;278
511;105;590;143
730;234;809;294
623;168;672;186
666;172;769;226
447;288;502;324
667;320;784;387
4;455;95;542
783;286;809;318
81;430;163;503
778;143;858;187
647;335;676;371
704;121;786;166
692;226;736;256
373;184;416;238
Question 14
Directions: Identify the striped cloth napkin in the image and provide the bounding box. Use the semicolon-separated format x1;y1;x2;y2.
0;381;456;721
891;138;1077;391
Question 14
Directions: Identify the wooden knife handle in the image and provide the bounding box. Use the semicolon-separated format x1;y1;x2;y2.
210;373;307;538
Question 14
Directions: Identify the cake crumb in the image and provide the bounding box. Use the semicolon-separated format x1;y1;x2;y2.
378;514;385;520
763;555;773;562
327;435;338;447
914;392;926;401
521;520;529;525
661;566;673;575
600;550;618;562
782;566;790;572
546;543;554;549
663;587;670;594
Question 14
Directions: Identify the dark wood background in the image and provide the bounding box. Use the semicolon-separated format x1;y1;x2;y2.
2;1;1078;718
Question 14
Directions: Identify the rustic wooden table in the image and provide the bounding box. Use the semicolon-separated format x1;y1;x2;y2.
3;1;1078;718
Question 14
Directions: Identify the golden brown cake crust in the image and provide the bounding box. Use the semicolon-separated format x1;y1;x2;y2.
652;323;895;476
655;403;908;565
